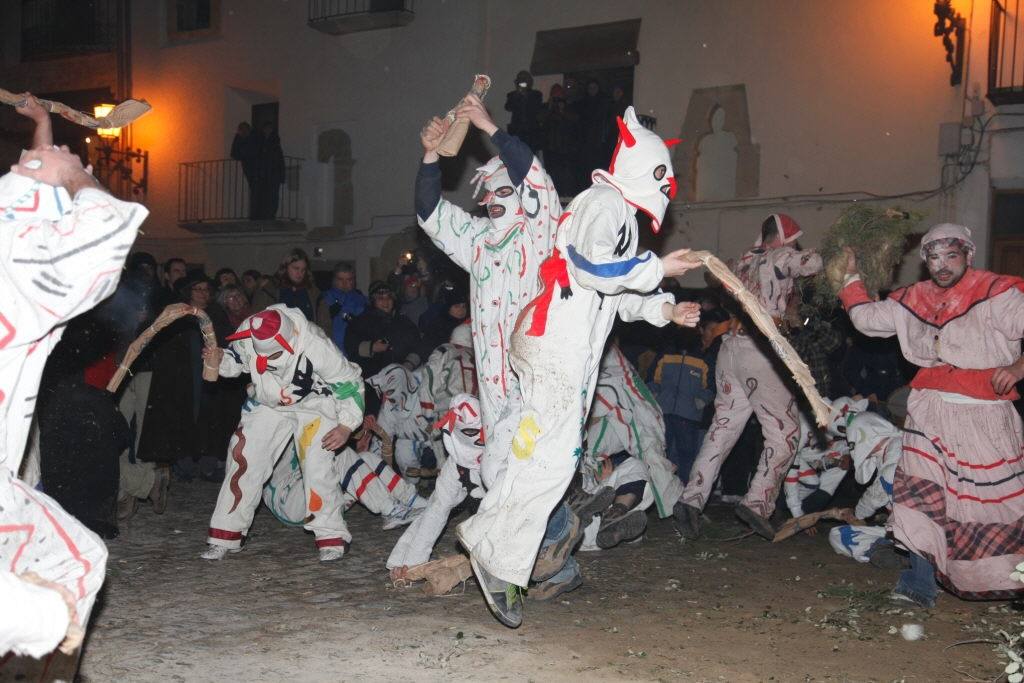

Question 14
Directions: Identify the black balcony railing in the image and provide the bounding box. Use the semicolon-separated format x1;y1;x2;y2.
178;157;303;228
20;0;119;61
92;145;148;203
308;0;414;35
989;0;1024;104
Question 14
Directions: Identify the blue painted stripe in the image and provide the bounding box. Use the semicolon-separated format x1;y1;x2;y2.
340;458;365;492
566;244;651;278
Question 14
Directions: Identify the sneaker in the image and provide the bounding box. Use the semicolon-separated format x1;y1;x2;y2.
530;570;583;601
468;554;523;628
200;544;241;561
319;543;348;562
531;510;582;582
735;504;775;540
673;501;702;539
149;466;170;515
117;493;138;521
889;588;935;609
566;485;615;520
867;542;911;570
382;502;424;531
596;503;648;549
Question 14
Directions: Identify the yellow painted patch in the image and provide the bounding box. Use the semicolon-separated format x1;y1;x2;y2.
309;489;323;512
297;417;321;463
512;414;542;461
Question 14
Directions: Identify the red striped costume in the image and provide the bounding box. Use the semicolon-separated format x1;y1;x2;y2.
841;269;1024;598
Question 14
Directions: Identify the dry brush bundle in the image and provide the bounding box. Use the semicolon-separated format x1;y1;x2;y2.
814;205;923;306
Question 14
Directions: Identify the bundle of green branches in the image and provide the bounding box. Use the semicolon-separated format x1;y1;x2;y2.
814;205;923;307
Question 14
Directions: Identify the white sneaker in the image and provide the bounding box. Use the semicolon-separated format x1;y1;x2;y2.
319;546;346;562
410;493;428;510
382;502;424;531
200;544;240;561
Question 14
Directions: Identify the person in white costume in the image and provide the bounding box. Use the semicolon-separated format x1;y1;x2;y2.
201;305;364;562
457;107;702;627
827;406;904;565
263;417;426;533
387;394;485;575
0;100;147;662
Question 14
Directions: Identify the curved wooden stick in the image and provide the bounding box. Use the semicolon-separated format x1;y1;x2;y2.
1;87;151;129
772;507;865;542
683;250;832;426
106;303;219;393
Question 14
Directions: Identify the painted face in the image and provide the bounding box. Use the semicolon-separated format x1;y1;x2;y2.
473;160;525;233
334;271;355;292
226;308;297;376
286;260;307;287
436;394;484;469
925;243;968;289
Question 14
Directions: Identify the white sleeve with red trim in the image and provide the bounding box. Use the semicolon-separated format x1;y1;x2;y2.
2;180;146;341
418;198;489;273
0;571;70;657
386;457;468;569
562;187;664;296
306;326;365;431
0;466;108;657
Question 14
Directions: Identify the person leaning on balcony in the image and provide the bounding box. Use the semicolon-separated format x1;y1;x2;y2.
251;248;327;332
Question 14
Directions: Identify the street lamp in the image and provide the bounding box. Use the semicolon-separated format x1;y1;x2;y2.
93;103;121;139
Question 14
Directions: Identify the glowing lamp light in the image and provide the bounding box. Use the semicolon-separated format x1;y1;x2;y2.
93;104;121;139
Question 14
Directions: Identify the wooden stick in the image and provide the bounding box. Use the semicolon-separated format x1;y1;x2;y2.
106;304;219;393
683;250;832;426
1;88;151;129
772;507;864;542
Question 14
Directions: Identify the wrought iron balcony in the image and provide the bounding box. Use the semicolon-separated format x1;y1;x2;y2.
20;0;119;61
177;157;304;233
308;0;414;35
989;0;1024;104
92;145;148;203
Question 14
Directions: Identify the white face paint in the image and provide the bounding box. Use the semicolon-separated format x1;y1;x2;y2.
925;242;968;289
480;165;524;234
439;393;484;469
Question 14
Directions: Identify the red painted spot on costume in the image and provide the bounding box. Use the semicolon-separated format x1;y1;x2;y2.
309;489;323;512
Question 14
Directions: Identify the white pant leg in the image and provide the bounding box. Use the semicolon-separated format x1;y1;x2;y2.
208;403;292;548
338;448;396;516
357;449;420;506
394;438;420;484
828;524;887;562
680;336;753;510
263;442;306;526
295;413;352;548
387;458;469;569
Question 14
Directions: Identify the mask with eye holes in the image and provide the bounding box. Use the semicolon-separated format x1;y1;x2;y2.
433;393;484;469
591;106;681;234
472;157;526;234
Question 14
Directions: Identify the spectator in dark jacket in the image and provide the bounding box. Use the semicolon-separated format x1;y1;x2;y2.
319;262;367;352
251;248;324;326
418;282;468;357
345;281;422;376
505;70;544;153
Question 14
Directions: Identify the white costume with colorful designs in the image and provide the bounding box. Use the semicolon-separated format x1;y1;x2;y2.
458;107;679;585
206;305;364;553
0;169;145;658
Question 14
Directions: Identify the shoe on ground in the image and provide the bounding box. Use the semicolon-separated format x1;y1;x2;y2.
889;588;935;609
673;501;702;540
531;510;582;582
566;485;616;520
318;543;348;562
149;466;170;515
201;544;241;561
867;542;911;571
530;571;583;601
596;503;648;549
735;504;775;540
117;493;138;522
382;501;424;531
468;554;523;628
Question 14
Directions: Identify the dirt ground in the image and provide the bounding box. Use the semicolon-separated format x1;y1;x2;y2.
65;481;1021;682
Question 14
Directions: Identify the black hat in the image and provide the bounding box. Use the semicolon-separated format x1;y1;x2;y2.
369;281;393;297
127;251;157;271
515;70;533;87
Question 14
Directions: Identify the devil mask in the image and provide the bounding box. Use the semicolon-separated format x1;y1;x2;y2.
226;307;297;376
434;393;484;469
591;106;679;233
472;157;524;235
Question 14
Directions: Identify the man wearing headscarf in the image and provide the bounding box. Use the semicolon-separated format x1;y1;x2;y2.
839;223;1024;606
456;106;701;627
200;305;364;562
677;213;823;541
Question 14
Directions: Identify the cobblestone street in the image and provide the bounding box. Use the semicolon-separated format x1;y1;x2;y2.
75;481;1015;682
